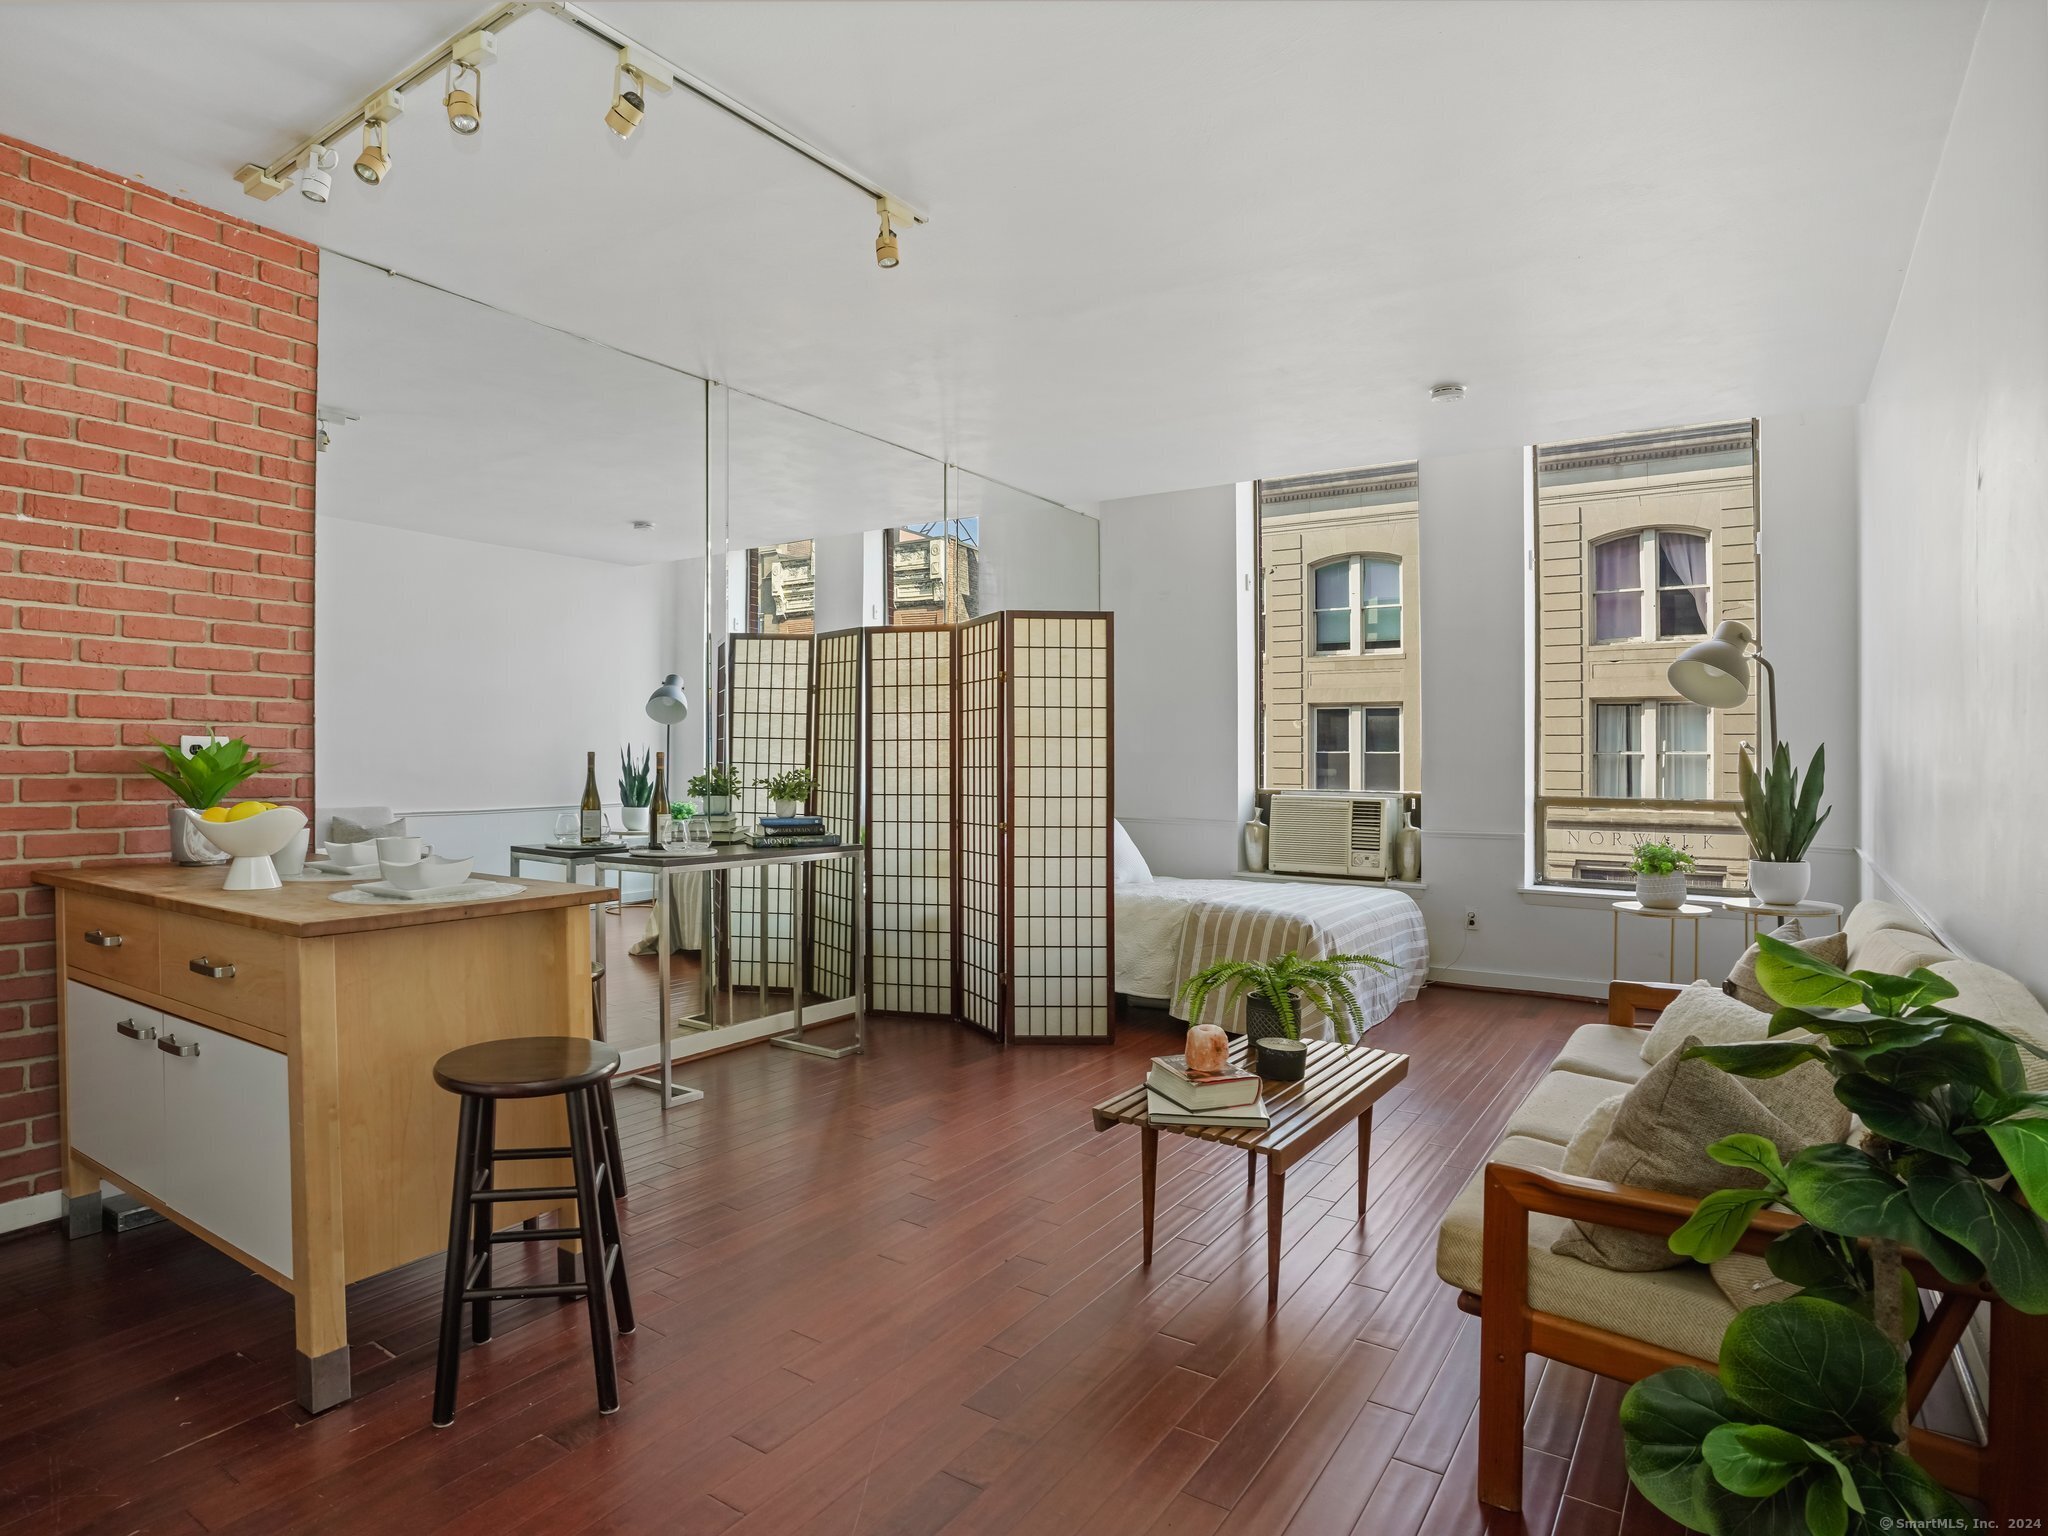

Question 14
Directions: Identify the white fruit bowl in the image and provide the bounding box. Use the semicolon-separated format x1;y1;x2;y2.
195;806;308;891
381;854;472;892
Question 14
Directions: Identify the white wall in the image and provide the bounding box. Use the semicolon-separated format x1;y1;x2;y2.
315;517;687;874
1098;483;1249;875
978;500;1102;612
1858;0;2046;990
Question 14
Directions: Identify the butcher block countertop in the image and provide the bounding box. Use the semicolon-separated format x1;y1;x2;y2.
34;862;609;937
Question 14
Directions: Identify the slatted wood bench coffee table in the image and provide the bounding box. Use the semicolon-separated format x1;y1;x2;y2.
1092;1037;1410;1307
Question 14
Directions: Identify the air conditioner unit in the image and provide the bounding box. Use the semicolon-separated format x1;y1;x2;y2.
1268;792;1404;879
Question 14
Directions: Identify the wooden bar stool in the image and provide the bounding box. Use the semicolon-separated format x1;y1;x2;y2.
430;1036;633;1426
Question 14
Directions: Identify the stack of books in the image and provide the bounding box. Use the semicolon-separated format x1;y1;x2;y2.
1144;1052;1269;1129
746;815;842;850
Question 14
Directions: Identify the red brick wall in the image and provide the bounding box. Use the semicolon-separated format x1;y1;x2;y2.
0;134;317;1211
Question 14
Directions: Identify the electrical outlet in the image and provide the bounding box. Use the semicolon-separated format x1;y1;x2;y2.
1464;910;1479;930
179;734;213;756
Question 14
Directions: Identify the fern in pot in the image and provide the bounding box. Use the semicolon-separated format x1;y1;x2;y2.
1739;741;1829;905
1629;839;1696;910
1175;950;1392;1079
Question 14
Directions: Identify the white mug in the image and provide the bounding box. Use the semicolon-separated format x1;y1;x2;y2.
376;835;429;864
328;840;377;869
274;828;310;878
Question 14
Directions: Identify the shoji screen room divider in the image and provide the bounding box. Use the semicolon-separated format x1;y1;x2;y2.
716;612;1112;1043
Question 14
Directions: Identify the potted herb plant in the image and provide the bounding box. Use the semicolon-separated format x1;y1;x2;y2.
1174;950;1392;1079
1618;933;2048;1533
142;736;270;866
686;766;741;817
1738;741;1829;905
759;767;815;818
618;746;653;835
1629;840;1696;909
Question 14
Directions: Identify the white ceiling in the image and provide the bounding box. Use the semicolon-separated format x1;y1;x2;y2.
0;1;1983;508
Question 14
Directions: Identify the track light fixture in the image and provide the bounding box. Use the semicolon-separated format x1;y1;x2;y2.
353;88;404;186
605;45;676;139
874;195;914;269
444;28;494;135
299;146;337;203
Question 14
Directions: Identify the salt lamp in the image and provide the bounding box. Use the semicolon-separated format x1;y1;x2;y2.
1184;1023;1230;1075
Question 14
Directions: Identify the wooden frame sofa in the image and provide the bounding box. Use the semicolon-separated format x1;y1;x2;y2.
1435;902;2048;1522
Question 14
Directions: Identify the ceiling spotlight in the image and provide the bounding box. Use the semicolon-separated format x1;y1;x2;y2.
875;197;900;269
607;63;647;138
446;29;494;134
298;147;337;203
1429;382;1468;403
353;88;404;186
445;74;481;135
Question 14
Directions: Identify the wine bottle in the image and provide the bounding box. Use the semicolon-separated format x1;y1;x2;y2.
650;751;670;849
580;751;602;843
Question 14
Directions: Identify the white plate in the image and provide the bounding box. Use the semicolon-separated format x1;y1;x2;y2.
351;880;463;901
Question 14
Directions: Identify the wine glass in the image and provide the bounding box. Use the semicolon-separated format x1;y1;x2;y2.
553;812;578;844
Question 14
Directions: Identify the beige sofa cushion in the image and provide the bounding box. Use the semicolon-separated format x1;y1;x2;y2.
1434;1133;1736;1363
1845;900;1934;953
1932;959;2048;1091
1555;1040;1821;1271
1551;1024;1651;1085
1710;1251;1801;1312
1724;929;1848;1011
1640;981;1772;1065
1503;1069;1631;1146
1847;926;1958;978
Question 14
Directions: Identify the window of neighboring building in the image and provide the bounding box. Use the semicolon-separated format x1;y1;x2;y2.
1532;420;1759;893
1256;464;1421;794
747;540;815;634
1591;529;1711;643
1311;705;1401;792
884;517;979;627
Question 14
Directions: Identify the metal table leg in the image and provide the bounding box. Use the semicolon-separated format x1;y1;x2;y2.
622;865;703;1108
773;852;863;1060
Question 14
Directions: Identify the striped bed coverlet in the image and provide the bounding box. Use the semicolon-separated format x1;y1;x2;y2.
1126;878;1428;1037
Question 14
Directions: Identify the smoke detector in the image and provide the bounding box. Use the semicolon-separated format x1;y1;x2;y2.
1429;382;1468;403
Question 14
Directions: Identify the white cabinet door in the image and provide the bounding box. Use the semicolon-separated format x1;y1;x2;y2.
159;1018;293;1279
63;982;164;1194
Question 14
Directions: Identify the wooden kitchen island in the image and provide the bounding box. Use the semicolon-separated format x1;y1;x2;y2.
35;864;610;1413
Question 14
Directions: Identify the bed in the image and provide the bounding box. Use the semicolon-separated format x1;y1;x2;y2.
1115;875;1429;1037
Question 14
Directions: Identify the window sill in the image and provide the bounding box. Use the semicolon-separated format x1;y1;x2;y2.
1243;870;1426;892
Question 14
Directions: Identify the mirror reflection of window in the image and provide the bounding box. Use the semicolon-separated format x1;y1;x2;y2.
884;517;979;626
747;540;816;635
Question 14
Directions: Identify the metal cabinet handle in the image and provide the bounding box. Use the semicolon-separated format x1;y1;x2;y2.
157;1035;200;1059
188;956;236;979
83;930;123;948
115;1018;157;1043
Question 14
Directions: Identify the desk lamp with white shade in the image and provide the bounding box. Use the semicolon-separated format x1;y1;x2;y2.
1667;619;1776;756
645;674;690;770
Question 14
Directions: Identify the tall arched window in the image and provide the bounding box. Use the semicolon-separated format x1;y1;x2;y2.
1591;530;1709;642
1311;555;1401;654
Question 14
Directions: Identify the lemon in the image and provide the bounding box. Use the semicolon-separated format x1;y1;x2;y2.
226;801;269;822
200;806;232;823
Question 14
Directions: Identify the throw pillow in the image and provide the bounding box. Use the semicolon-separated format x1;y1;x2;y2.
1553;1037;1814;1272
1561;1094;1625;1177
1640;981;1772;1065
1723;929;1848;1012
329;814;409;845
1112;819;1153;884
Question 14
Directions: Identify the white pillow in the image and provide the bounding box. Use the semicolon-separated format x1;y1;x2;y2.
1639;980;1772;1065
1112;820;1152;884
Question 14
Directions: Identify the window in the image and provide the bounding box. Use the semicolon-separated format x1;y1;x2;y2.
1591;701;1710;800
1532;421;1759;892
747;540;814;634
884;517;979;627
1312;705;1401;792
1256;464;1421;792
1311;555;1402;655
1591;529;1710;643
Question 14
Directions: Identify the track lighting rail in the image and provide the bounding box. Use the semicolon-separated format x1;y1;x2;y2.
239;0;927;227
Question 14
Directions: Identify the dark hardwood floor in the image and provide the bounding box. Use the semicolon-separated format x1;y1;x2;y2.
2;989;1698;1533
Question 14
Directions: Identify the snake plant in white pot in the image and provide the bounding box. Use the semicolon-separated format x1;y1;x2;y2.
1738;742;1829;904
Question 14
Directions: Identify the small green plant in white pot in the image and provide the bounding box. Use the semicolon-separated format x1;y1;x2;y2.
618;746;653;835
759;767;815;818
1738;741;1829;905
1629;840;1696;910
687;767;741;817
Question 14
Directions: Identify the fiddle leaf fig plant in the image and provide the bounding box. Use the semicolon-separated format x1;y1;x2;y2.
1621;932;2048;1533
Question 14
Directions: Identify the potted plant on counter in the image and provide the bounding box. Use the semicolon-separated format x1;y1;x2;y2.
1174;949;1392;1079
1738;741;1830;905
760;767;815;818
618;746;654;835
1629;840;1696;910
143;736;270;866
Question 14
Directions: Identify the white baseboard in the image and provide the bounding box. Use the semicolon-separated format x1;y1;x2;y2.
1428;965;1605;1001
0;1188;62;1236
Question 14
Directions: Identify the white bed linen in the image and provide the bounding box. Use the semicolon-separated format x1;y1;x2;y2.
1114;877;1428;1035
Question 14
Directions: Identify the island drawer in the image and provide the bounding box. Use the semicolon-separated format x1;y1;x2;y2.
63;893;159;991
157;912;288;1031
